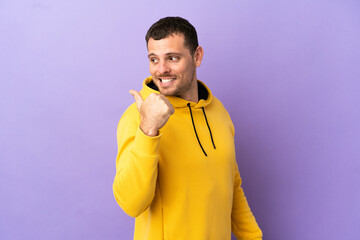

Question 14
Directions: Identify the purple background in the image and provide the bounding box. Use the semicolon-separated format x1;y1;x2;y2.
1;0;359;239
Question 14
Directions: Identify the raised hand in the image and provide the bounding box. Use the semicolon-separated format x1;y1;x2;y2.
129;90;175;136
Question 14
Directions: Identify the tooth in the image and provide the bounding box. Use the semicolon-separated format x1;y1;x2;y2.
162;79;174;83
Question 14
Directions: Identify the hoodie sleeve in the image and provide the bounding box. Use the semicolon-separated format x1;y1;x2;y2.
231;159;263;240
112;109;161;218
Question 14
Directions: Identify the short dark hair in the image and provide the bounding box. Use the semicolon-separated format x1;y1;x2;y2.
145;17;199;55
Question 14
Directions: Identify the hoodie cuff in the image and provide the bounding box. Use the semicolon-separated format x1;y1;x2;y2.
131;127;161;157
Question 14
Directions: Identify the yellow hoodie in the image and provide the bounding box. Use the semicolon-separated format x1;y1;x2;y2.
113;77;262;240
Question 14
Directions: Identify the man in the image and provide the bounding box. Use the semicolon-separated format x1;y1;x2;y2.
113;17;263;240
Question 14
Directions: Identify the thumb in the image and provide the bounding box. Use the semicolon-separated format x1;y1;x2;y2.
129;90;144;112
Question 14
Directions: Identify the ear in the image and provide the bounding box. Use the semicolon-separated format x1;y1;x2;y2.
194;46;204;67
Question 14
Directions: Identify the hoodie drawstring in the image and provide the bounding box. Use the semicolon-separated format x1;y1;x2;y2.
187;103;216;157
202;107;216;150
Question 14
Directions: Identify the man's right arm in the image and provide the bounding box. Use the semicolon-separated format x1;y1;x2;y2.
112;111;161;217
112;91;174;218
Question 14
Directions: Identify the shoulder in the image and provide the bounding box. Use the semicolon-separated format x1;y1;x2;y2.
210;96;231;115
117;103;140;128
210;96;235;135
122;102;139;119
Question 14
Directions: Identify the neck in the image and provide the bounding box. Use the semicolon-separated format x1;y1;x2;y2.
181;78;199;103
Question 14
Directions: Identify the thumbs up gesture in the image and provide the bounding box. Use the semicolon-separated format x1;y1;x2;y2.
129;90;175;136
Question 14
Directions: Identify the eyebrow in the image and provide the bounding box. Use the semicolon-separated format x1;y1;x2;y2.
148;52;183;58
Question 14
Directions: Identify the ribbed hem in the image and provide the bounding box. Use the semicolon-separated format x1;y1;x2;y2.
131;127;162;157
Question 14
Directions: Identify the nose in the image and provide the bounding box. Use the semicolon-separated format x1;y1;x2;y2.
158;61;170;75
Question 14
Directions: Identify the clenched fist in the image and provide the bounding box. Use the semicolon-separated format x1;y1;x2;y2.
130;90;175;136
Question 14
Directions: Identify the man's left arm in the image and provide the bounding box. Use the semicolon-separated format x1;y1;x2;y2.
231;159;263;240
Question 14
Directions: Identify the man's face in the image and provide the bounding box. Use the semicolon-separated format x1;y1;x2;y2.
147;34;202;102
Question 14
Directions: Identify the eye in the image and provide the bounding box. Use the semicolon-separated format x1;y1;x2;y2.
169;56;179;61
150;58;159;63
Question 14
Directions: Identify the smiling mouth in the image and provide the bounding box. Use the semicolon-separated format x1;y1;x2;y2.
159;78;176;83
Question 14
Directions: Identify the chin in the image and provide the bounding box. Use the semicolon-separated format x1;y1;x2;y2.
159;90;173;96
161;87;179;96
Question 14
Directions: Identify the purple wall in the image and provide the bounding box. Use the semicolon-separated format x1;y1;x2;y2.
1;0;359;239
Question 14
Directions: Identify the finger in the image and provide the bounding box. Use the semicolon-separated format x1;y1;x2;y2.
170;106;175;115
160;96;175;115
129;90;144;112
